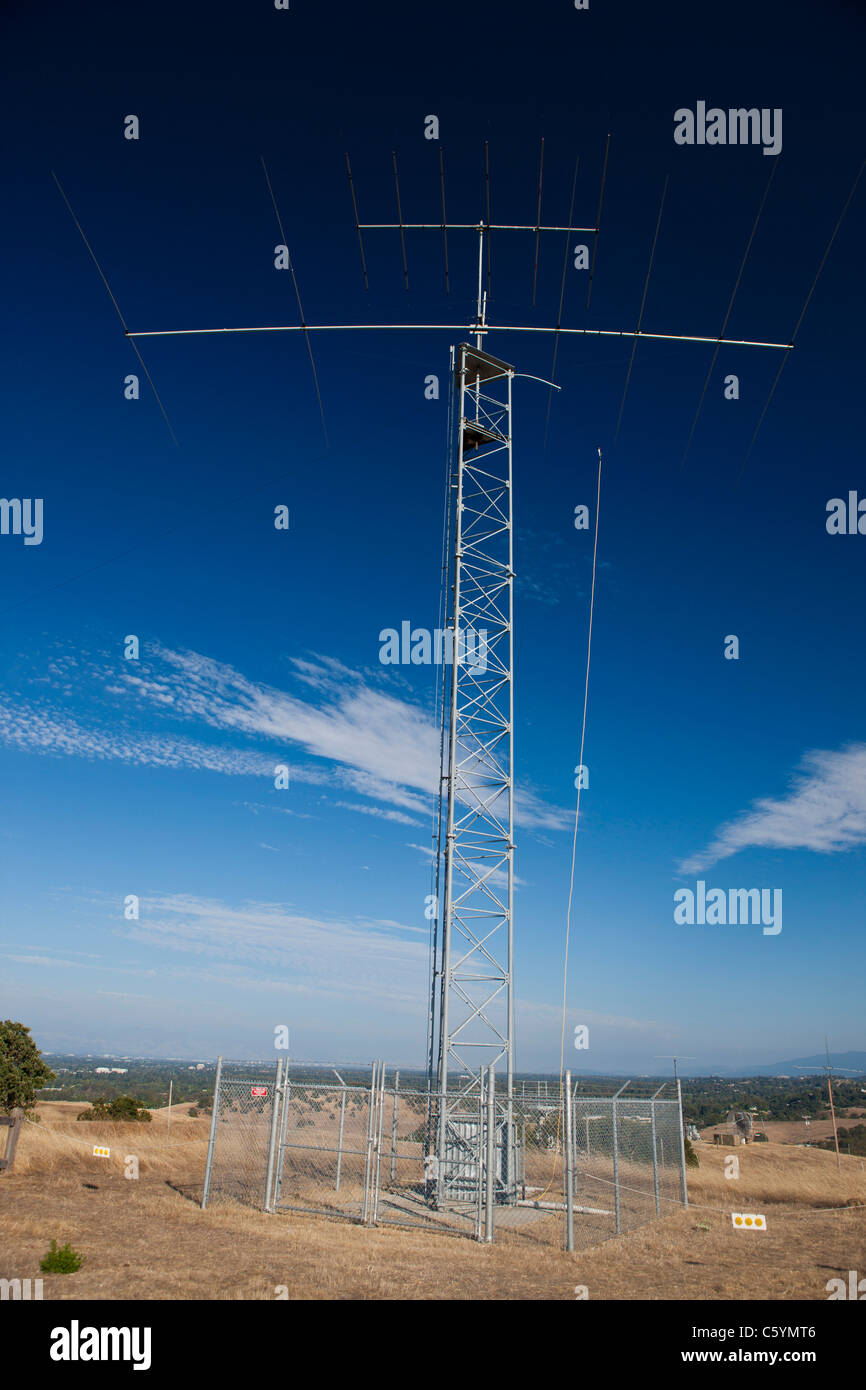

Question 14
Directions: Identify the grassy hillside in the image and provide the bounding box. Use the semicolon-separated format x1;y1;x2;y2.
0;1102;863;1301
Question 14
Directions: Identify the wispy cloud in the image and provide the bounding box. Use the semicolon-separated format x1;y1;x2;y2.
120;893;430;1008
335;801;423;826
678;743;866;873
515;527;587;607
5;955;85;969
517;998;668;1034
0;643;568;830
0;704;273;776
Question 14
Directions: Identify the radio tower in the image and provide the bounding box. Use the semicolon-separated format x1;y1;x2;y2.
116;146;792;1201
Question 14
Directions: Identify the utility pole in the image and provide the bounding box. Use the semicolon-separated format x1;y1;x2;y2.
655;1056;695;1086
795;1040;859;1173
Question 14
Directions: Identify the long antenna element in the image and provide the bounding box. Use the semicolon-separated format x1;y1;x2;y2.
127;323;792;348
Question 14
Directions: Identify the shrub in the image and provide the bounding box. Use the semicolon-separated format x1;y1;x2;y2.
40;1240;84;1274
77;1095;152;1123
684;1137;700;1168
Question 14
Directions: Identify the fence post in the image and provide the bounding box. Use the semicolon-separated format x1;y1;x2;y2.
335;1071;347;1192
362;1059;375;1223
263;1057;283;1212
470;1067;484;1239
272;1057;291;1209
0;1107;24;1173
676;1076;689;1207
363;1059;380;1225
650;1099;661;1217
372;1062;386;1224
484;1065;495;1243
390;1069;399;1181
201;1056;223;1209
612;1097;621;1235
564;1071;574;1252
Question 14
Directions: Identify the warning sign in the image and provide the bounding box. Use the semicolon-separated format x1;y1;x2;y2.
731;1212;766;1230
251;1086;268;1098
93;1146;110;1158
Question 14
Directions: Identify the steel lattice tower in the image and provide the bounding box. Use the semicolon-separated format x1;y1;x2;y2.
431;337;516;1190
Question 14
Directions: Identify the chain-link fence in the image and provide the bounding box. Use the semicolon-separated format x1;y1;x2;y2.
201;1060;688;1251
201;1060;281;1209
570;1094;686;1244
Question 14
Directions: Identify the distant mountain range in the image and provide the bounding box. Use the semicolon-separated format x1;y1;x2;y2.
562;1052;866;1080
43;1051;866;1080
680;1052;866;1078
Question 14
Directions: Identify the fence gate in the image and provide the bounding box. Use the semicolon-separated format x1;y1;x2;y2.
370;1073;484;1239
272;1067;378;1223
201;1059;282;1209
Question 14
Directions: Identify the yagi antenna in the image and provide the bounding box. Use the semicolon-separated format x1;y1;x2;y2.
128;152;792;357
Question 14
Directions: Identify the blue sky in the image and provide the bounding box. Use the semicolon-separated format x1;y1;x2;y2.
0;0;864;1072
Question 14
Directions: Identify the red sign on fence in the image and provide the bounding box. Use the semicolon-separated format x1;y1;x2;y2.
251;1086;268;1098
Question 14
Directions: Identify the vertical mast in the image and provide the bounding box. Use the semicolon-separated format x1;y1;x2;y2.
435;332;515;1199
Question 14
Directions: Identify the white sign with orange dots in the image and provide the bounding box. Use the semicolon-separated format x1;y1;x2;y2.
731;1212;766;1230
92;1145;110;1158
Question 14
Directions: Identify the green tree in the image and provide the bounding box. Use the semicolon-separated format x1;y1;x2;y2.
0;1020;55;1116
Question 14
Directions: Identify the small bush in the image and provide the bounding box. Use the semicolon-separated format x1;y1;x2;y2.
77;1095;152;1123
40;1240;84;1274
684;1137;700;1168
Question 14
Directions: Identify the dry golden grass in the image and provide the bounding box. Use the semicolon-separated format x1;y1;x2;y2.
7;1101;209;1179
0;1104;863;1300
687;1138;866;1208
